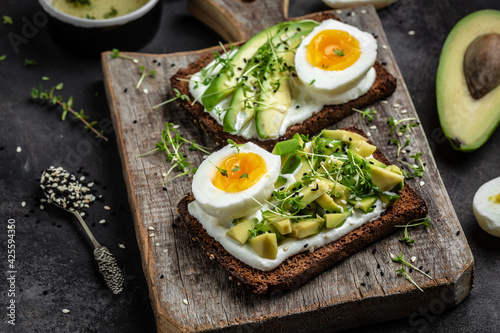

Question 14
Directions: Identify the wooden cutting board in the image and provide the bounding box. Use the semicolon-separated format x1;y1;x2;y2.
101;1;474;332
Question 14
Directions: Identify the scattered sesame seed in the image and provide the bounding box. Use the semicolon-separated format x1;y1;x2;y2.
420;181;425;187
149;233;155;238
99;219;106;224
104;206;111;211
87;182;94;187
401;109;408;114
351;12;356;16
162;173;167;178
393;103;401;108
397;132;403;137
361;9;367;14
390;253;395;259
21;201;26;207
401;150;406;154
143;88;149;94
155;242;160;246
405;134;411;138
163;249;168;253
148;226;155;231
324;234;330;239
228;276;233;281
118;243;126;249
367;132;372;137
335;9;342;14
16;146;22;153
382;44;388;50
80;176;85;181
80;212;85;216
182;299;188;306
411;256;417;263
408;30;415;36
40;205;45;210
369;125;377;130
309;247;315;253
62;309;70;314
456;231;461;236
381;100;388;104
133;59;139;63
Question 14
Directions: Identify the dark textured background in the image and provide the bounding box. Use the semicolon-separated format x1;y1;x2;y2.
1;0;499;332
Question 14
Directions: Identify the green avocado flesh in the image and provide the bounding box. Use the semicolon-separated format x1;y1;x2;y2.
436;10;500;152
224;130;403;260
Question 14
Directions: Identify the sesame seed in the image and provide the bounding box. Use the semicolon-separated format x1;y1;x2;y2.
163;249;168;253
369;125;377;129
148;226;155;231
382;44;388;50
99;219;106;224
62;309;70;314
401;109;408;114
411;256;417;263
155;242;160;246
309;247;315;253
361;9;367;14
408;30;415;36
324;234;330;239
335;9;342;14
80;176;85;181
390;253;395;259
143;88;148;94
420;181;425;187
149;233;155;238
40;205;45;210
182;299;188;306
21;201;26;207
133;59;139;63
351;12;356;16
87;182;94;187
80;212;84;216
104;206;111;211
393;103;401;108
381;100;388;104
367;132;372;137
118;243;126;249
16;146;22;153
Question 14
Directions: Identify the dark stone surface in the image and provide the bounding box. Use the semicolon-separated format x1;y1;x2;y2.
0;0;499;332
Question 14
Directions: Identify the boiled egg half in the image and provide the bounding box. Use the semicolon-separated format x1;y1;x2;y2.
294;19;377;105
473;176;500;237
192;142;280;220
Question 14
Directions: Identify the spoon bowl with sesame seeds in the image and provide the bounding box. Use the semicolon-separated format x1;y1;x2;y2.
40;166;124;295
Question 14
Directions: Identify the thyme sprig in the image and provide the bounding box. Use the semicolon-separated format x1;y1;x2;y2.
31;85;107;141
392;252;433;292
396;216;431;244
139;123;211;183
353;108;377;123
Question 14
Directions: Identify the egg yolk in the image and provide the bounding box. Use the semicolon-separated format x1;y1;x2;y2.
306;29;361;71
212;152;267;193
489;193;500;204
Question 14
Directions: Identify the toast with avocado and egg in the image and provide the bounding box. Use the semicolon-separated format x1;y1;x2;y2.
177;128;427;295
171;12;396;150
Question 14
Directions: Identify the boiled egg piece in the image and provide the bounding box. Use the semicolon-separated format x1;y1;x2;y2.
473;176;500;237
192;142;280;220
322;0;397;10
295;19;377;95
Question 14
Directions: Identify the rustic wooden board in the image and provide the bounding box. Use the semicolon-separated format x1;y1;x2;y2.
101;3;474;333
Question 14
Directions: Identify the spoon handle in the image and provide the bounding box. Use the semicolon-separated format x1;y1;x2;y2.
72;210;101;249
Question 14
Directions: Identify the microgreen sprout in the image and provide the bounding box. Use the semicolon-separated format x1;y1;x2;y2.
398;152;425;179
240;173;249;179
353;108;377;123
24;59;38;67
3;15;13;25
395;215;431;244
392;252;433;292
387;117;417;135
390;138;410;158
136;65;156;89
31;85;107;141
152;89;190;109
333;48;345;57
227;139;240;153
111;48;138;62
0;55;6;61
210;161;228;177
309;79;316;86
139;122;211;183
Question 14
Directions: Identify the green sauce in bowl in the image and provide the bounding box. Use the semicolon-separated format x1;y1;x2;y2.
51;0;149;19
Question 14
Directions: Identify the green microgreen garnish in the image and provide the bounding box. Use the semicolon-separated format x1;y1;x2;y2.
136;65;156;89
111;49;157;90
210;161;228;177
42;76;50;81
67;0;92;6
240;173;249;179
24;59;38;67
398;152;425;179
111;48;137;61
395;216;431;244
227;139;240;153
104;7;118;19
139;123;211;183
232;165;240;172
387;117;418;135
152;88;190;109
390;138;410;158
309;79;316;86
3;15;13;25
353;108;377;123
392;252;433;292
31;85;107;141
333;48;345;57
55;82;64;91
0;55;6;61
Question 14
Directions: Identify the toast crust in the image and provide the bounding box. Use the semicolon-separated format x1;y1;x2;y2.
176;127;428;295
170;12;397;151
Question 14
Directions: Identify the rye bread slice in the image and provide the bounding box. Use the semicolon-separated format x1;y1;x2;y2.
176;127;428;295
170;12;397;151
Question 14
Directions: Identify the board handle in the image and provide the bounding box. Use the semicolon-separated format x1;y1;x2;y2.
187;0;290;42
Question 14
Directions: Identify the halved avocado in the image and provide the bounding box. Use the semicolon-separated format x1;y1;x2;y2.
436;10;500;152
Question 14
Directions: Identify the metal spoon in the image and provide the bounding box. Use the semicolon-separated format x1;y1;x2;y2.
40;166;124;295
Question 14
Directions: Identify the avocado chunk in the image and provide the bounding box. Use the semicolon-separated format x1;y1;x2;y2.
348;195;378;213
315;193;343;213
377;191;400;207
289;217;325;239
349;140;377;158
297;180;330;206
272;219;292;235
369;165;405;192
322;129;368;143
226;219;257;245
437;10;500;151
324;212;351;228
248;232;278;259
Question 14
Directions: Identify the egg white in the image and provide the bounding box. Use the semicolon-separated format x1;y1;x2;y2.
192;142;281;221
295;19;377;94
473;176;500;237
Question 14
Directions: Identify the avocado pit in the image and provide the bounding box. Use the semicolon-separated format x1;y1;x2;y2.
464;33;500;99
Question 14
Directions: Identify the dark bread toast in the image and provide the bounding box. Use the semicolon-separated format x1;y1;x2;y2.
170;12;397;151
176;127;428;295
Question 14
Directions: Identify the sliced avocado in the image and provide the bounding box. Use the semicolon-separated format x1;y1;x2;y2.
317;158;344;174
248;232;278;259
272;219;292;235
377;191;400;207
369;165;405;192
201;22;293;111
348;140;377;158
366;157;387;168
437;10;500;151
293;157;317;182
255;30;313;139
274;175;287;189
289;217;325;239
322;129;368;143
320;139;345;155
297;180;329;206
223;21;318;133
348;195;378;213
281;153;302;174
226;219;257;245
324;212;351;229
315;193;343;213
319;178;351;204
385;164;404;190
272;137;302;156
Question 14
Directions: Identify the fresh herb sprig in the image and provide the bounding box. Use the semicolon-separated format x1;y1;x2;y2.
152;89;190;109
392;252;433;292
137;65;156;89
111;49;157;90
31;85;107;141
140;123;211;183
396;216;431;244
210;161;228;177
3;15;13;25
390;138;410;158
353;108;377;123
24;59;38;67
333;48;345;57
399;152;425;179
387;117;417;135
104;6;118;19
228;139;240;153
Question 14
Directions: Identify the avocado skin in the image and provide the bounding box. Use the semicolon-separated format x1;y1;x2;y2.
436;9;500;152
